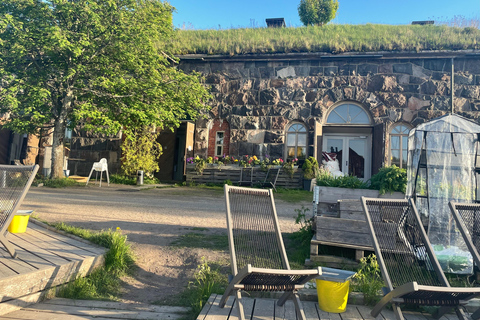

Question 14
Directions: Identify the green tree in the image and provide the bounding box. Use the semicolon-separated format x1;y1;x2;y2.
0;0;210;178
298;0;339;26
121;128;162;178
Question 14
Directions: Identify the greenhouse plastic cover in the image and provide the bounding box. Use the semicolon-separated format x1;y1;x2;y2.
406;114;480;274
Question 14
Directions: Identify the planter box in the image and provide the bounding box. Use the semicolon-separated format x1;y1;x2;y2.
311;186;405;266
185;166;303;189
314;186;404;203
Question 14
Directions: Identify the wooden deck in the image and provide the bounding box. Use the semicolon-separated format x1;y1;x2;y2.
198;294;465;320
0;220;106;315
3;298;190;319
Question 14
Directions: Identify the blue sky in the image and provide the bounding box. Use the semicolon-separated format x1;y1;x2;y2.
171;0;479;30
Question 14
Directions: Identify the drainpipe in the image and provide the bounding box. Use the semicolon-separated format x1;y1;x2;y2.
451;58;455;114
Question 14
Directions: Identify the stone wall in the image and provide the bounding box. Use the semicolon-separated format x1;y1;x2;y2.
179;52;480;170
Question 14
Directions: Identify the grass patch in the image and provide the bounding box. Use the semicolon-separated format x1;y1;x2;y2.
286;206;315;269
48;223;135;300
274;188;312;203
175;258;228;319
171;232;228;251
38;177;80;188
170;24;480;55
110;174;160;185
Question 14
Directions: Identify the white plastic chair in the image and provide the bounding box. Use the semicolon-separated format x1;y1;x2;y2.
86;158;110;187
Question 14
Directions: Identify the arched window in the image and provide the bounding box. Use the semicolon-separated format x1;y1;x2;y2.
326;103;370;124
286;123;307;160
390;124;411;168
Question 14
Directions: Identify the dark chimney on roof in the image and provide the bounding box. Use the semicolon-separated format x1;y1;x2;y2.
266;18;286;28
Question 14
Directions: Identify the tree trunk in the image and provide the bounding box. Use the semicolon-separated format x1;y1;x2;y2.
50;117;66;179
50;88;74;179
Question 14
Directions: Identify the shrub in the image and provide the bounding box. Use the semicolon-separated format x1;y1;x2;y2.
351;254;383;306
302;156;319;179
369;165;407;195
121;128;162;178
316;169;369;189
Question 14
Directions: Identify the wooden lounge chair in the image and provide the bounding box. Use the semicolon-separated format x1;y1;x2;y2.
237;167;253;187
259;167;280;191
361;197;480;320
449;201;480;270
0;164;39;258
222;185;321;320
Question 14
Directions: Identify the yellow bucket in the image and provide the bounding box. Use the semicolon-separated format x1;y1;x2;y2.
8;213;31;233
316;279;350;313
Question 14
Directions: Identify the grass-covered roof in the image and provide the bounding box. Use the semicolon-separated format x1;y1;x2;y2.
170;24;480;56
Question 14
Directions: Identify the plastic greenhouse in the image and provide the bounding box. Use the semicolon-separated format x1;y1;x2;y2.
406;113;480;274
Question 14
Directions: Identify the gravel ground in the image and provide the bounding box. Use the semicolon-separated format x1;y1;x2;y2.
22;184;311;305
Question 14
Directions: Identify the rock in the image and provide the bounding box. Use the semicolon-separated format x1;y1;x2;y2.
277;66;296;79
259;88;279;105
407;96;430;111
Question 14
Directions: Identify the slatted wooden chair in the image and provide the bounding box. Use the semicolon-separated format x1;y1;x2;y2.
222;185;321;320
0;164;39;258
449;202;480;270
361;197;480;320
237;167;253;187
259;167;280;191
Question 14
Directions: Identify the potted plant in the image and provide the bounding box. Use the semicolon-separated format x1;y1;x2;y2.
302;156;319;190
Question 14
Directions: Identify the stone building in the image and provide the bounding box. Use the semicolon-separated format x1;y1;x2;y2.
177;51;480;181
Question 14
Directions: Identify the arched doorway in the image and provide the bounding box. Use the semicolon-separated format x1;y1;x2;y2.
322;103;373;180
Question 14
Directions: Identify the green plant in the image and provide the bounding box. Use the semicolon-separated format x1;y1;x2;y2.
282;158;297;179
298;0;339;26
369;165;406;195
182;258;228;317
41;178;80;188
110;174;159;185
223;179;232;185
316;170;369;189
171;24;480;56
351;254;383;306
47;223;135;300
121;128;162;179
287;206;314;268
188;156;207;175
302;156;319;179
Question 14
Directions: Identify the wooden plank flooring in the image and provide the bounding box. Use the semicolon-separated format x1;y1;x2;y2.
3;298;190;319
198;294;466;320
0;220;106;315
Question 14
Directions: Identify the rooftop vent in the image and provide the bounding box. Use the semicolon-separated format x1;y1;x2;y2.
411;20;434;25
266;18;286;28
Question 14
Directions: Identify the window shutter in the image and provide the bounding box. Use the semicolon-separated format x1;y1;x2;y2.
372;122;385;175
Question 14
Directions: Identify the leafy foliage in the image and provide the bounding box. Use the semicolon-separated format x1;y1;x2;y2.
288;206;314;268
351;254;383;306
50;223;135;300
298;0;339;26
316;169;369;189
121;128;162;178
182;258;228;317
0;0;210;178
369;165;407;195
302;156;319;179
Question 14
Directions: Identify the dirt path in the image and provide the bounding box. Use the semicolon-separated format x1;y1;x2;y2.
23;185;310;305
